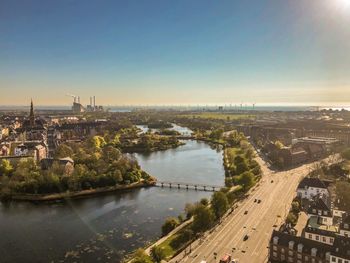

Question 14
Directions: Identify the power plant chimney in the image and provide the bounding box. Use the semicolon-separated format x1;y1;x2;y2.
90;97;92;106
93;96;96;108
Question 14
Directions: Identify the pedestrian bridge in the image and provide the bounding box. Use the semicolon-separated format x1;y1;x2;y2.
155;181;223;192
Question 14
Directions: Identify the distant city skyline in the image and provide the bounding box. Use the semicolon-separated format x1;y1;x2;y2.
1;0;350;106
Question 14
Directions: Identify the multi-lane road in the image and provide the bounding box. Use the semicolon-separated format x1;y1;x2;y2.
171;155;333;263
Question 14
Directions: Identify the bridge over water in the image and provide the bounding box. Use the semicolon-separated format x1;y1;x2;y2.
155;181;223;192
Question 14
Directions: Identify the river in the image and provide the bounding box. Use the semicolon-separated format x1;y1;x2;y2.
0;130;225;263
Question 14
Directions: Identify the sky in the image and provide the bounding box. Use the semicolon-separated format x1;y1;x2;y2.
1;0;350;106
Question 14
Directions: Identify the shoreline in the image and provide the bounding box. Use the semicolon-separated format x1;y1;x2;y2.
5;180;156;203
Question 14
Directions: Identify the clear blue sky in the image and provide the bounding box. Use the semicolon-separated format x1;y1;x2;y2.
1;0;350;106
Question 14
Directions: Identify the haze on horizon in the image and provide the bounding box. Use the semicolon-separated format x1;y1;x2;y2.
1;0;350;106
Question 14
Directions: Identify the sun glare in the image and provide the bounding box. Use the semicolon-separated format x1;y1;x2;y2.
336;0;350;9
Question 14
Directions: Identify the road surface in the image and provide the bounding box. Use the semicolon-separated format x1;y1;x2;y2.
171;155;335;263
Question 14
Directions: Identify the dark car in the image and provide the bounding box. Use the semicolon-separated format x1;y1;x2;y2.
254;199;257;202
257;199;261;204
243;234;249;241
244;210;248;215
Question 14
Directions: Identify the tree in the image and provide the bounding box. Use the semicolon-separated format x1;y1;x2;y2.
336;181;350;211
275;140;284;149
286;212;298;226
234;155;245;166
238;171;255;190
161;217;179;236
192;205;215;233
341;148;350;160
200;198;209;206
0;159;13;176
209;128;224;140
150;245;165;263
133;249;152;263
184;203;196;219
245;147;254;159
102;146;121;162
291;201;300;213
54;144;74;158
89;136;106;149
236;161;249;174
211;191;229;219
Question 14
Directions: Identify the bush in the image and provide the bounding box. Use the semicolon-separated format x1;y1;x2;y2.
161;217;179;236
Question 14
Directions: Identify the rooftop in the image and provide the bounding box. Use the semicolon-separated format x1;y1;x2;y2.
298;177;328;190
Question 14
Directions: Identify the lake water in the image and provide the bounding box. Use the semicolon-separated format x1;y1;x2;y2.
0;140;225;263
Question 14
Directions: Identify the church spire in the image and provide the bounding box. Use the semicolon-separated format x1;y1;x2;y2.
29;99;35;126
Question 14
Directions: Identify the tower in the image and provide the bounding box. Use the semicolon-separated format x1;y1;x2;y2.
29;99;35;127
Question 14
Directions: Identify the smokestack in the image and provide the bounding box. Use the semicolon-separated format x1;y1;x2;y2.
94;96;96;108
90;97;92;106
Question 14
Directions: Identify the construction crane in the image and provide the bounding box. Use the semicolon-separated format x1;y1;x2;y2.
66;94;80;103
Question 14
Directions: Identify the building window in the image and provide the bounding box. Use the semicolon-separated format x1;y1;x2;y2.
338;259;343;263
289;251;293;256
322;237;326;242
297;253;302;259
273;252;277;258
288;257;293;262
316;235;319;241
273;245;277;251
309;234;312;239
330;238;334;243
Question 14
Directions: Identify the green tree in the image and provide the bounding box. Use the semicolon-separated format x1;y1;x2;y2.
236;161;249;174
161;217;179;236
184;203;196;219
211;191;229;219
150;245;165;263
238;171;255;190
192;205;215;233
102;145;121;162
0;159;13;176
336;181;350;211
341;148;350;160
200;198;209;206
291;201;300;213
286;212;298;225
275;140;284;149
54;144;74;158
89;136;106;149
